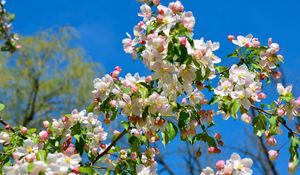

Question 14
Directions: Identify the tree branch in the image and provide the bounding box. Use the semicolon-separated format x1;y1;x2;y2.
251;105;300;137
91;129;128;164
0;116;26;139
156;154;177;175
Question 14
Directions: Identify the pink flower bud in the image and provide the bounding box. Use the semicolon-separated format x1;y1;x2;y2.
268;150;278;161
146;76;152;83
276;108;285;116
139;40;146;45
92;147;98;155
43;121;49;128
241;113;252;124
252;38;260;48
288;161;297;174
260;72;267;80
25;154;36;163
111;70;120;79
214;133;221;140
158;8;164;15
131;152;138;160
100;143;106;149
16;45;23;49
156;15;163;23
245;42;250;48
268;38;273;46
5;125;11;130
181;98;187;105
1;132;10;143
170;1;184;13
12;152;19;160
180;37;187;46
266;136;277;146
109;100;117;108
114;66;122;72
113;130;121;135
218;140;224;146
257;92;267;99
190;120;198;128
131;85;138;93
196;82;204;90
20;127;28;134
152;0;160;6
272;71;282;79
62;116;68;123
228;35;235;42
39;131;49;142
72;167;79;174
216;160;225;170
208;147;215;154
214;147;221;154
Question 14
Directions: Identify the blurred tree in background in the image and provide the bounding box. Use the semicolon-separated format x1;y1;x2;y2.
0;26;101;127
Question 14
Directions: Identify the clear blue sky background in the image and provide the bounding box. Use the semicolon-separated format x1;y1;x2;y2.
8;0;300;174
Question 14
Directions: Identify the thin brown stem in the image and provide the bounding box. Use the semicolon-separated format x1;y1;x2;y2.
91;129;128;164
0;116;26;139
156;154;177;175
251;105;300;137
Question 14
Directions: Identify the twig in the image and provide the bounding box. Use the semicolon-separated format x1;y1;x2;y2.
156;154;177;175
91;129;128;164
91;165;107;170
251;105;300;137
0;116;26;139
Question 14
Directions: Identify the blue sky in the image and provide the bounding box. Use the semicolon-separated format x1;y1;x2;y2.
8;0;300;174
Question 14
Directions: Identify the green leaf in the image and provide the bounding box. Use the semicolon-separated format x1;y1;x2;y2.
253;114;267;136
137;84;149;98
129;136;141;153
161;131;168;147
121;121;130;130
0;103;5;112
178;111;190;130
208;96;219;105
215;66;228;74
166;122;178;141
230;100;240;118
79;167;96;174
36;150;46;161
226;49;239;58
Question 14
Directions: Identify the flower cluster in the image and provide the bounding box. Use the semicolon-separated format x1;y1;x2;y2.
1;110;107;174
275;83;300;120
201;153;253;175
215;64;262;118
123;1;219;101
229;34;283;78
0;0;21;52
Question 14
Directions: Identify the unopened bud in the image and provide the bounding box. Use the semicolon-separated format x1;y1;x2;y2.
43;121;49;128
216;160;225;170
180;37;187;46
266;136;277;146
214;133;221;140
208;147;215;154
257;92;267;99
272;71;282;79
20;127;28;134
228;35;235;42
268;150;279;161
277;108;285;116
39;131;49;142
